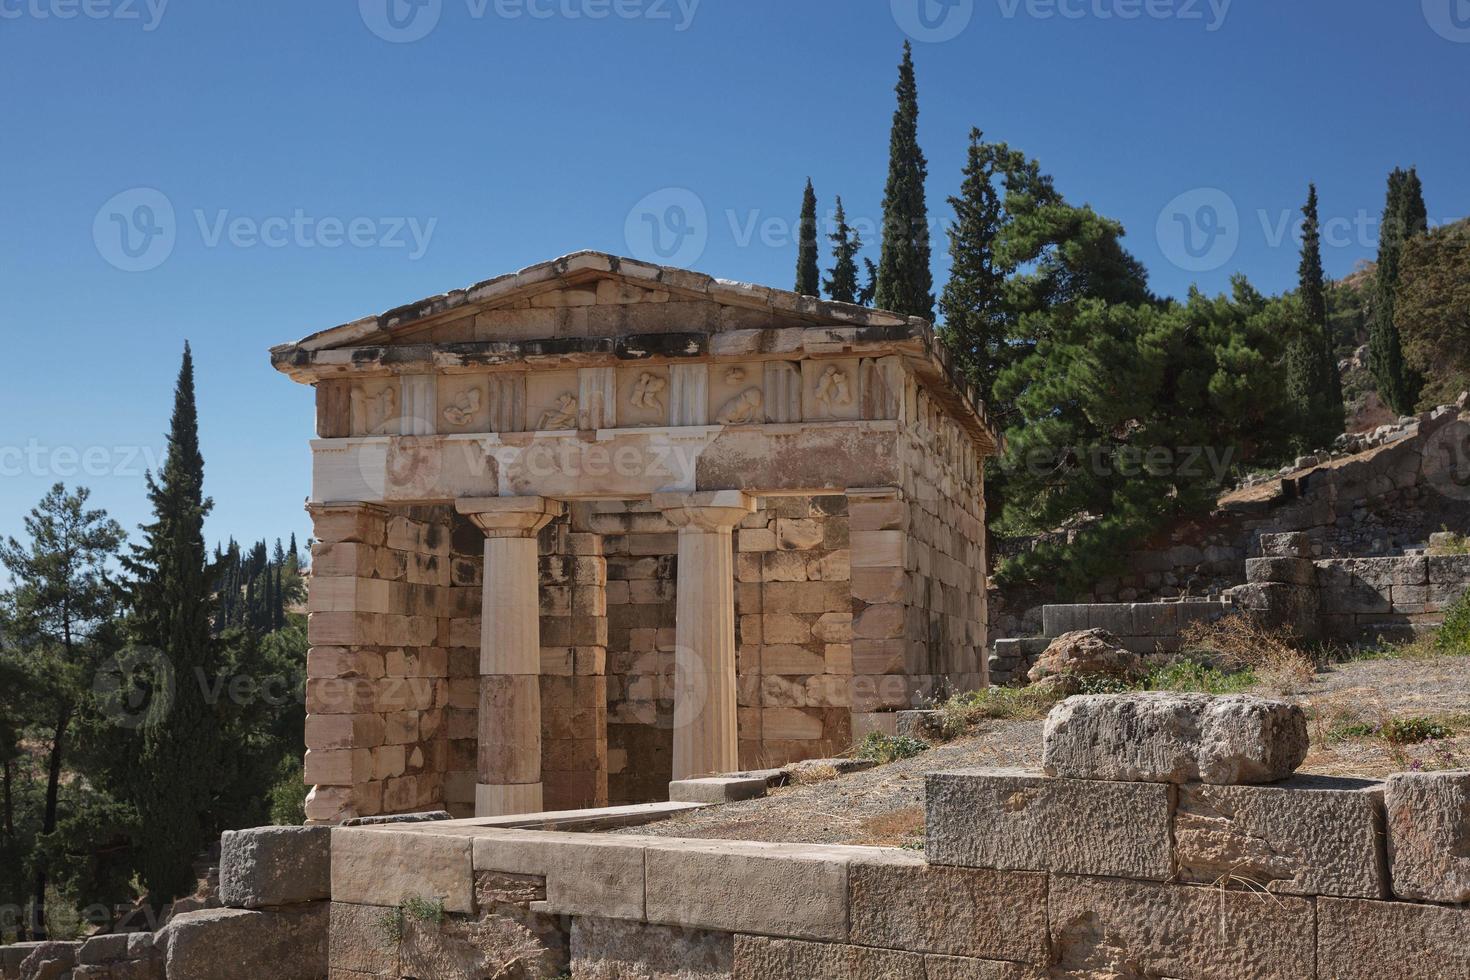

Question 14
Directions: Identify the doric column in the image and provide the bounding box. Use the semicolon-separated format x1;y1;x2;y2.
651;491;756;781
457;496;564;817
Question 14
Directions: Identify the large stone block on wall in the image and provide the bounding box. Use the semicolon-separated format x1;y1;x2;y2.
1258;532;1311;558
161;906;327;980
1049;875;1315;979
1317;897;1470;980
847;857;1048;965
1245;557;1317;586
1175;776;1387;898
572;917;732;980
473;830;648;920
1384;770;1470;904
329;902;400;977
732;935;922;980
1042;693;1308;785
643;840;854;942
925;769;1172;880
398;907;568;980
331;828;474;914
220;826;332;909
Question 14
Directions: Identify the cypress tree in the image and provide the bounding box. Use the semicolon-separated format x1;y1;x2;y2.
1286;184;1345;448
795;178;820;296
1370;168;1426;414
120;342;225;904
939;129;1008;402
874;42;934;321
824;197;863;304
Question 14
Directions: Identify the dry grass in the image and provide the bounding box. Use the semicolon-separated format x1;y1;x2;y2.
852;805;925;848
1180;615;1320;695
788;763;841;786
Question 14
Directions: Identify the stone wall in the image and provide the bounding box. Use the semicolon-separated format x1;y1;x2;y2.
991;399;1470;637
322;759;1470;980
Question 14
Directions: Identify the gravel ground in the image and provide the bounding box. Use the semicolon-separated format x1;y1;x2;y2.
620;656;1468;846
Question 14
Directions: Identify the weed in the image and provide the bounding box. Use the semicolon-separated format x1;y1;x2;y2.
854;732;929;764
1382;717;1455;745
932;686;1060;739
1145;659;1257;695
1179;614;1318;694
1429;528;1470;556
1438;587;1470;655
377;895;446;947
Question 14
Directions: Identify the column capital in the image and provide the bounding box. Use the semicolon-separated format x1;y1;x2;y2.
457;496;564;538
652;491;756;532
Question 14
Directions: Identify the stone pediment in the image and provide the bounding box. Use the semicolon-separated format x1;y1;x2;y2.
269;251;1000;454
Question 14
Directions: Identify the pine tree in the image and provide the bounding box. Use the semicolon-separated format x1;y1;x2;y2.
119;342;225;904
1370;168;1427;414
939;129;1009;402
874;42;934;321
795;178;820;297
1286;184;1345;448
824;197;863;304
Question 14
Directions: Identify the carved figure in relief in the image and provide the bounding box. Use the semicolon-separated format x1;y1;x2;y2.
441;387;483;427
538;393;579;431
716;388;764;425
630;372;666;413
725;367;747;384
815;366;853;408
369;386;397;432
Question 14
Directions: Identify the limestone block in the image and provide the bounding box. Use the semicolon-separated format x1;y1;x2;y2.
331;828;474;913
572;917;731;980
11;942;80;980
775;518;824;551
1049;875;1315;979
847;858;1049;964
472;831;647;920
668;775;769;804
643;840;856;942
1042;693;1308;785
1384;770;1470;903
1175;776;1387;898
923;956;1044;980
732;935;923;980
848;530;904;568
1258;532;1311;558
924;769;1173;880
398;907;567;980
329;902;399;976
220;826;332;909
162;906;327;980
1317;897;1470;979
1245;557;1317;586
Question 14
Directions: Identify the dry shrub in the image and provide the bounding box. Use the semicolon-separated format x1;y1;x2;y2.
854;805;925;847
1180;614;1319;695
788;763;840;786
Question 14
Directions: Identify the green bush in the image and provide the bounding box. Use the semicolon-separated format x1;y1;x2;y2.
1381;717;1454;745
1145;659;1256;695
1437;587;1470;654
268;756;308;826
854;732;930;765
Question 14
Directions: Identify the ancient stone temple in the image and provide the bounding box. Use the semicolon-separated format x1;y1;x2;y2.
271;251;1000;824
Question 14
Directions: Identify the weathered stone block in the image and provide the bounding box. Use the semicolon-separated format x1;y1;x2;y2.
472;830;647;920
925;769;1173;880
1258;532;1311;558
1317;897;1470;979
732;935;922;980
398;906;567;980
1049;875;1315;979
847;857;1048;964
573;917;732;980
329;902;399;977
331;828;474;914
1175;776;1387;898
220;826;332;909
644;840;854;942
1245;557;1317;586
1384;770;1470;904
668;775;769;804
1042;693;1308;785
162;906;327;980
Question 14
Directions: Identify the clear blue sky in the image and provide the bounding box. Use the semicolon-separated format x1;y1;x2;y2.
2;0;1466;553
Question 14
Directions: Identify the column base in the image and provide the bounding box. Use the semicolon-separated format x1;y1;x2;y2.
476;782;544;818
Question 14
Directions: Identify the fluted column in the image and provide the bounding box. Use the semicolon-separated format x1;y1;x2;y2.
652;491;756;781
456;496;564;817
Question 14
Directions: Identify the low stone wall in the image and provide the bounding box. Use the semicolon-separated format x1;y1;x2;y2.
321;756;1470;980
989;598;1234;686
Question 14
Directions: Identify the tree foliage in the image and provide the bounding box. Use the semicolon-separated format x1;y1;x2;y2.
1370;167;1428;414
1285;184;1346;449
824;196;863;304
795;178;820;297
874;43;934;320
1397;221;1470;406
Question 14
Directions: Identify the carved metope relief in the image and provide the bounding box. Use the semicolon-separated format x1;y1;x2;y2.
350;379;401;436
619;365;672;427
801;358;860;421
538;393;579;431
630;372;665;413
442;387;483;428
715;367;764;425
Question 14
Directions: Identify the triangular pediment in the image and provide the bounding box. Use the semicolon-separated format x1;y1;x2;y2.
271;251;914;354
